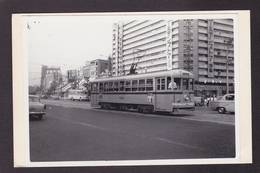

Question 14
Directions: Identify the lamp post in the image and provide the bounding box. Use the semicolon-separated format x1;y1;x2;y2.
224;38;233;94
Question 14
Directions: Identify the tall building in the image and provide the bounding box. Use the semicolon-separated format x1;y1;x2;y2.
112;19;234;96
81;61;91;79
40;65;62;93
89;59;110;79
67;69;79;83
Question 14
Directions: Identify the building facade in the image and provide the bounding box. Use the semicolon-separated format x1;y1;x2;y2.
112;19;234;96
40;65;62;93
89;59;110;79
67;69;79;83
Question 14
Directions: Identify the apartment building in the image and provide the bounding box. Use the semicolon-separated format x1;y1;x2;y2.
89;59;110;79
112;19;234;96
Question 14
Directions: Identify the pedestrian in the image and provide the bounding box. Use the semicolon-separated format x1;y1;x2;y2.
206;97;210;107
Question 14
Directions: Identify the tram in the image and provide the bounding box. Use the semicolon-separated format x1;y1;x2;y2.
90;69;195;113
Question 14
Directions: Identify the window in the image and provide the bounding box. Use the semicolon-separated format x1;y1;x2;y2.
189;79;194;90
146;79;153;91
182;79;189;90
91;83;97;92
156;77;165;91
104;82;108;92
161;78;165;90
157;78;161;90
225;95;234;101
139;79;145;91
108;82;113;92
114;81;119;91
125;80;131;91
173;78;181;90
99;83;104;92
132;80;138;91
167;76;172;90
119;81;124;91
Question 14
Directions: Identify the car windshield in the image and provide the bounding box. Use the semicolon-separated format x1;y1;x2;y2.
29;97;40;102
216;96;223;100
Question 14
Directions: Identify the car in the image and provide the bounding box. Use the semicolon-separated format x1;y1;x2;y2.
209;94;235;114
50;95;60;100
29;95;46;120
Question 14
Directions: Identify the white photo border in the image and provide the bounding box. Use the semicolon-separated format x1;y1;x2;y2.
12;10;251;167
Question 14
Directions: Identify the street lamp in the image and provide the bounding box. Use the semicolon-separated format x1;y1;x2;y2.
224;38;233;94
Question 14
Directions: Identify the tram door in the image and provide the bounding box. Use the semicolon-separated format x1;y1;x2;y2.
90;83;99;107
154;77;172;111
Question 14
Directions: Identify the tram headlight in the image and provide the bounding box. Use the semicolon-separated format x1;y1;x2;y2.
184;94;191;101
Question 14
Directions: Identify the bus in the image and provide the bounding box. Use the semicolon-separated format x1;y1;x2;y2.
90;69;195;113
67;89;89;101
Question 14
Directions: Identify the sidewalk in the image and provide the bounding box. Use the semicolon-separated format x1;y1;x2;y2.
176;106;235;125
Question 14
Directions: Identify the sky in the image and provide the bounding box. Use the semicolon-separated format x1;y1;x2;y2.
26;13;231;86
27;15;117;85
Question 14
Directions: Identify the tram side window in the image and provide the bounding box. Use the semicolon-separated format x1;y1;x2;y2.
173;78;181;90
99;83;104;92
119;81;124;91
92;83;97;92
182;79;189;90
189;79;194;90
167;77;172;90
104;82;108;92
114;81;119;91
108;82;113;92
132;80;138;91
125;80;131;91
139;79;145;91
146;79;153;91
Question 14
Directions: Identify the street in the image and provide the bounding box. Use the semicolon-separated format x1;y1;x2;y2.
30;100;235;161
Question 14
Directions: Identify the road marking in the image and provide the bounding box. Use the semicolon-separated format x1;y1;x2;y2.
178;117;234;126
155;137;204;151
49;114;205;151
51;116;107;131
91;108;235;126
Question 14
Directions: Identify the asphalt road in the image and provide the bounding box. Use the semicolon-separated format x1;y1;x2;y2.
30;100;235;161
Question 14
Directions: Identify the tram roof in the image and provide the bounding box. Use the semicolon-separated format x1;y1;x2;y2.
90;69;193;83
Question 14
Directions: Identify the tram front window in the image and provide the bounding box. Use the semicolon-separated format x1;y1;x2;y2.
189;79;194;90
182;79;189;90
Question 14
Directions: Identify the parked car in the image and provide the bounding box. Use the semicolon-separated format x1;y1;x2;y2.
29;95;46;120
50;95;60;100
209;94;235;114
40;95;48;99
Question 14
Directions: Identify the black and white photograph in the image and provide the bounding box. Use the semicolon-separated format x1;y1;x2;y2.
12;11;251;167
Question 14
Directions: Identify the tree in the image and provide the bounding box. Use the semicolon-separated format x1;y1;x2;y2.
47;81;58;95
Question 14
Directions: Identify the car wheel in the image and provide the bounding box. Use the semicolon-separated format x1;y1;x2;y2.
218;107;226;114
